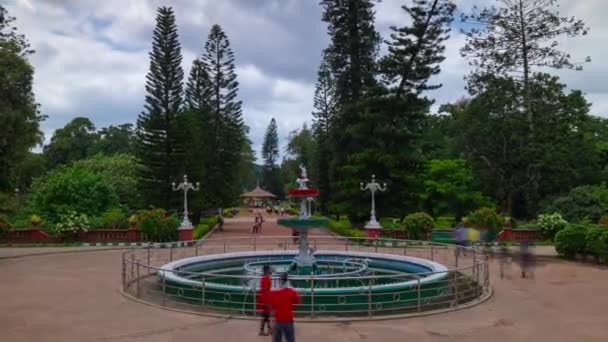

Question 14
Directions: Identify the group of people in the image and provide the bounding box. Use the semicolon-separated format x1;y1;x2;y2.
496;241;537;279
257;266;300;342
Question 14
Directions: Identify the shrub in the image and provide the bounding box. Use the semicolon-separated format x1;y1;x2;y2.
546;185;608;223
30;214;42;226
585;226;608;257
555;225;588;258
89;216;105;229
380;217;401;230
466;207;503;232
136;208;179;242
328;218;365;238
101;208;128;229
54;210;90;236
27;166;119;223
599;214;608;226
0;215;12;231
402;212;434;239
193;223;210;240
537;213;568;240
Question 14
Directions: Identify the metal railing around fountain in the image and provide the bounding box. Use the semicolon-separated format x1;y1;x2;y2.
121;236;491;319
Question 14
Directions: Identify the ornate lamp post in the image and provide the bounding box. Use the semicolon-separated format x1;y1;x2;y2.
172;174;199;230
360;174;387;237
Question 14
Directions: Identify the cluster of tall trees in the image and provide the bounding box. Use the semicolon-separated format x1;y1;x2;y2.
2;1;607;226
305;0;605;222
136;7;249;215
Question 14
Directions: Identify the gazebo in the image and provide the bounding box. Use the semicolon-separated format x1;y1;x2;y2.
240;182;276;208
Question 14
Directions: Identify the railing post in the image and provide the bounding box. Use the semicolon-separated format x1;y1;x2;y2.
201;276;206;306
136;261;141;298
403;242;407;256
284;239;287;251
130;252;135;280
367;278;372;316
314;238;317;251
251;282;257;316
455;248;459;268
253;237;256;252
121;254;126;291
452;271;459;307
310;277;315;318
417;278;421;312
431;244;434;261
147;247;151;274
169;245;173;262
224;240;227;253
195;243;199;256
374;242;378;253
162;272;167;306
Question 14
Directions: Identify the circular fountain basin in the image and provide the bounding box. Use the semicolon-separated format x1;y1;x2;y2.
158;250;451;316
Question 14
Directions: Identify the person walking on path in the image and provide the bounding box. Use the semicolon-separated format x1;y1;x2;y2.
269;273;300;342
257;265;272;336
498;243;511;279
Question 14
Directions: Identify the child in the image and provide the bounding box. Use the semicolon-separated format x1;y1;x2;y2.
257;265;272;336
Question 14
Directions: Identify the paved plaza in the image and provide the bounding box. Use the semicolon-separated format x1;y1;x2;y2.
1;215;608;341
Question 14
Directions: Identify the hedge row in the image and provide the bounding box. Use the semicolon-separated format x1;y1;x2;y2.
554;224;608;258
327;218;366;238
193;216;219;240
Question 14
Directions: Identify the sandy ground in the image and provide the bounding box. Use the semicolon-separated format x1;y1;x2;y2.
1;214;607;342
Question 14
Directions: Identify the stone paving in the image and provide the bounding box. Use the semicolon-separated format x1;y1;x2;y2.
1;214;608;341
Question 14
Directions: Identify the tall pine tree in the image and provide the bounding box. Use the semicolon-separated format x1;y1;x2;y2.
320;0;381;218
312;54;337;213
200;24;246;209
262;118;282;197
136;6;184;208
381;0;456;96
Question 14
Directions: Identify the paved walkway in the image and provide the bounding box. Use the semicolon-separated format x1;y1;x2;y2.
1;213;607;341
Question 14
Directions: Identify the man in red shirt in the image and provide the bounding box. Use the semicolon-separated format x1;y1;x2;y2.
269;273;300;342
257;265;272;336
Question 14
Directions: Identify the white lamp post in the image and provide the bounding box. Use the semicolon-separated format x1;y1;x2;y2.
360;174;387;230
172;174;199;229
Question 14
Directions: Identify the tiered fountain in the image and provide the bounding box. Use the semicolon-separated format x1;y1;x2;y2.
277;165;327;273
154;165;470;317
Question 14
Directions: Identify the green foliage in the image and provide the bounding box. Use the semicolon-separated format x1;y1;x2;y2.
94;124;134;156
196;24;246;209
27;166;118;224
101;208;127;229
402;212;434;239
54;211;90;236
379;217;401;230
547;185;608;223
136;208;179;242
421;159;491;219
435;216;456;229
327;218;365;238
193;223;209;240
44;117;98;169
537;213;568;240
72;154;145;210
0;6;44;191
466;208;503;233
585;226;608;257
555;225;588;258
0;215;12;231
135;6;184;209
30;214;41;226
262;118;283;198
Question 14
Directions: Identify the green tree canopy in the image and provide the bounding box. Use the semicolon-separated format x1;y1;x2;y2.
43;117;98;169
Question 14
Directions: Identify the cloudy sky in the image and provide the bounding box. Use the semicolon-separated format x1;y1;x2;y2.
5;0;607;159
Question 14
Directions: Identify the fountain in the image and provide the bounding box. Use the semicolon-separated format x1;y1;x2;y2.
146;165;488;317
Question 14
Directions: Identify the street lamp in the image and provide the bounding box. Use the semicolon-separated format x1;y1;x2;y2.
172;174;199;229
360;174;387;229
